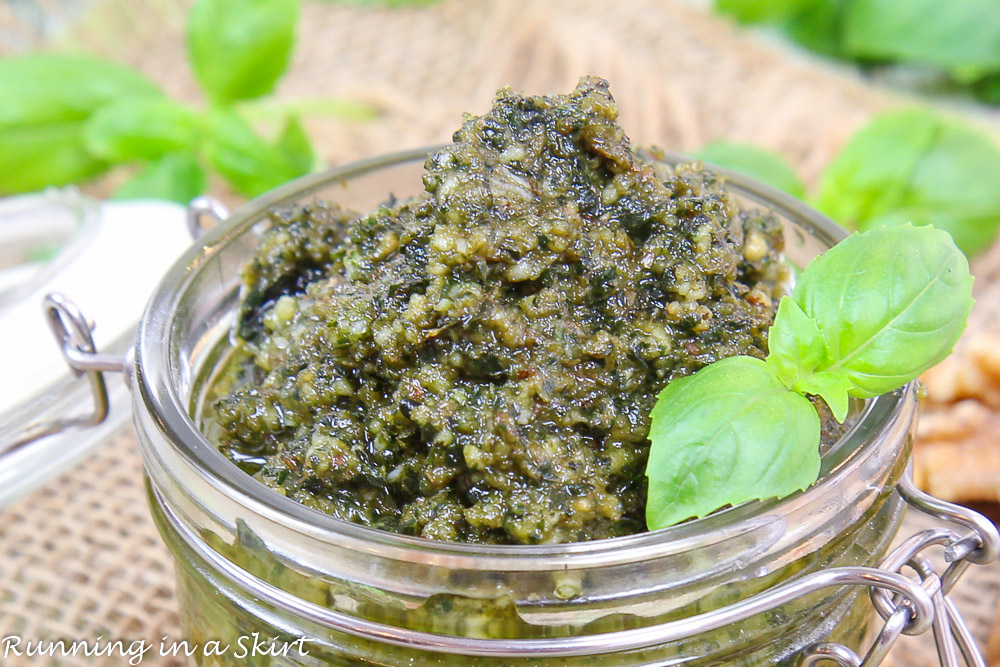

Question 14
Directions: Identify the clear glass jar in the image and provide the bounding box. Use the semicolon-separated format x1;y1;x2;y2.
132;149;917;666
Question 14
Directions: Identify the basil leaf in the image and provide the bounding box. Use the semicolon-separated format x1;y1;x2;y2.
844;0;1000;72
188;0;300;103
973;73;1000;104
792;224;974;399
815;110;936;228
815;109;1000;256
274;115;315;175
113;153;207;204
695;141;806;198
204;108;305;197
766;297;825;385
713;0;847;57
862;209;1000;264
0;54;162;126
0;124;108;196
796;369;852;422
0;54;162;193
779;0;848;58
645;356;821;530
714;0;812;23
84;99;202;162
767;296;853;421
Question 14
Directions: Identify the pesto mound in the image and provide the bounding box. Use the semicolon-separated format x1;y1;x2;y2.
209;77;787;544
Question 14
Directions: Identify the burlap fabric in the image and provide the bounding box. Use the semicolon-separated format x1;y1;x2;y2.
1;0;998;664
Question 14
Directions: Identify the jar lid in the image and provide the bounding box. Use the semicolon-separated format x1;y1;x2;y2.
0;190;192;507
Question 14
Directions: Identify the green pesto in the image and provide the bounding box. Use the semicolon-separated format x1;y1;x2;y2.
207;77;791;545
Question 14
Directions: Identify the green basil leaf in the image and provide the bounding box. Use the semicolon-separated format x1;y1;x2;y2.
113;153;207;204
713;0;855;60
84;99;202;162
0;123;109;195
766;297;825;386
973;73;1000;104
792;224;974;399
861;209;1000;264
715;0;847;58
767;297;854;422
0;54;162;193
188;0;300;103
204;108;304;197
714;0;812;23
695;141;806;198
0;54;162;127
814;110;936;228
274;115;315;175
815;109;1000;256
843;0;1000;72
778;0;848;59
796;369;852;422
645;356;821;530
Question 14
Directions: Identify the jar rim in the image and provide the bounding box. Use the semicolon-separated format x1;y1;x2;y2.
135;146;913;568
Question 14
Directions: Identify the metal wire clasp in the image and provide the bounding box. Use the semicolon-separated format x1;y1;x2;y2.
1;196;230;457
801;473;1000;666
0;293;132;456
187;195;230;239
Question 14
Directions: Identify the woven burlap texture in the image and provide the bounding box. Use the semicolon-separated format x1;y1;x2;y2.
2;0;998;665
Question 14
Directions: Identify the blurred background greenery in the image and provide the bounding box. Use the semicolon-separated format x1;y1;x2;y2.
2;0;999;258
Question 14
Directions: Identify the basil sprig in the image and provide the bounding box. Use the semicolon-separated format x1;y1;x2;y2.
645;224;973;530
0;0;374;202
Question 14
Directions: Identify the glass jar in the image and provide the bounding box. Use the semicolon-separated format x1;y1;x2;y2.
130;149;928;666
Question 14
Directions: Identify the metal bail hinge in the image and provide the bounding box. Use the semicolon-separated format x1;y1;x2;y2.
186;195;229;239
43;292;131;428
2;195;231;458
1;294;132;457
800;472;1000;667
